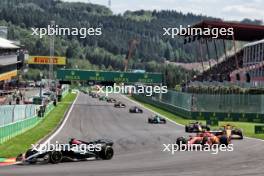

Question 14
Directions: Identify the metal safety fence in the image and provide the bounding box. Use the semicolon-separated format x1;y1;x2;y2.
193;93;264;113
152;91;192;111
133;93;264;123
0;105;36;127
150;90;264;114
0;116;40;143
0;100;56;144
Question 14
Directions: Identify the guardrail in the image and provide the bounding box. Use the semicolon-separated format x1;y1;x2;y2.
0;105;36;127
0;116;39;143
132;94;264;123
0;102;56;144
0;84;71;144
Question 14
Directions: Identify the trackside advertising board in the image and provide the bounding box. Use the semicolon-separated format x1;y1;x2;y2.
27;56;66;65
206;119;219;126
57;69;163;84
255;125;264;134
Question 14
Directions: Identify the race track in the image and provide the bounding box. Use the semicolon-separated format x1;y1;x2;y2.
1;92;264;176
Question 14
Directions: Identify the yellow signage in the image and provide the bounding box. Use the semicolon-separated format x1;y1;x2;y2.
0;70;17;81
28;56;66;65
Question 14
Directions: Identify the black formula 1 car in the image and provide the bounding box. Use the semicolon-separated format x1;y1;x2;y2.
16;138;114;164
148;115;166;124
129;106;143;113
185;122;210;133
107;97;117;103
114;101;126;108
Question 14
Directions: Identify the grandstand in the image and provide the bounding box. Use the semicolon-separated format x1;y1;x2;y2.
184;20;264;88
193;49;243;82
230;39;264;85
0;36;23;89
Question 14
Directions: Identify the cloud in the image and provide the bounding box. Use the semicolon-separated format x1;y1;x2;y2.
64;0;264;21
222;4;264;20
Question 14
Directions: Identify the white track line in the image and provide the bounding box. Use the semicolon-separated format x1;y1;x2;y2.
122;94;264;142
40;91;79;148
244;136;264;142
12;92;79;165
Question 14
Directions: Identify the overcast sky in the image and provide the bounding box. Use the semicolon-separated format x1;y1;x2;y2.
64;0;264;21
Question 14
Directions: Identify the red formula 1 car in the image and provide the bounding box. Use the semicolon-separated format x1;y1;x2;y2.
176;131;230;147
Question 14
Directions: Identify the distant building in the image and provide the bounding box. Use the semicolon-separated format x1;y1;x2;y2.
0;37;21;88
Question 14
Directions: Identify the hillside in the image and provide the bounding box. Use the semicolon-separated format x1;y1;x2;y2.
0;0;259;87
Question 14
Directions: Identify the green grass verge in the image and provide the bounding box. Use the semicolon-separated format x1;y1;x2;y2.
0;93;77;158
130;97;264;140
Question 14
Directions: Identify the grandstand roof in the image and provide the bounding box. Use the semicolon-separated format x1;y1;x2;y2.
187;20;264;42
0;37;20;49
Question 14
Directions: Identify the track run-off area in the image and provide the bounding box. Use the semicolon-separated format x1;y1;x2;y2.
1;92;264;176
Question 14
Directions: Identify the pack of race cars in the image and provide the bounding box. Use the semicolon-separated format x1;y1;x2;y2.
18;90;244;165
176;123;243;148
87;92;167;124
87;92;244;141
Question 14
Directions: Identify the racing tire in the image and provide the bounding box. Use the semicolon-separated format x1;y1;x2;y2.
219;135;229;146
100;146;114;160
176;137;187;146
202;136;209;145
16;154;23;162
233;130;243;139
50;151;62;164
205;126;210;131
185;126;189;132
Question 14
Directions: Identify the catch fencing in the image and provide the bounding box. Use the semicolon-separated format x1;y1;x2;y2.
152;90;264;114
133;90;264;123
0;101;55;144
0;105;36;127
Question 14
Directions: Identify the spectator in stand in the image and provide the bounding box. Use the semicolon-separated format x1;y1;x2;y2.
19;91;23;101
16;97;20;104
12;93;16;101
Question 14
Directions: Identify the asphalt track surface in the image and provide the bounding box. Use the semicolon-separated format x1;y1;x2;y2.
1;92;264;176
